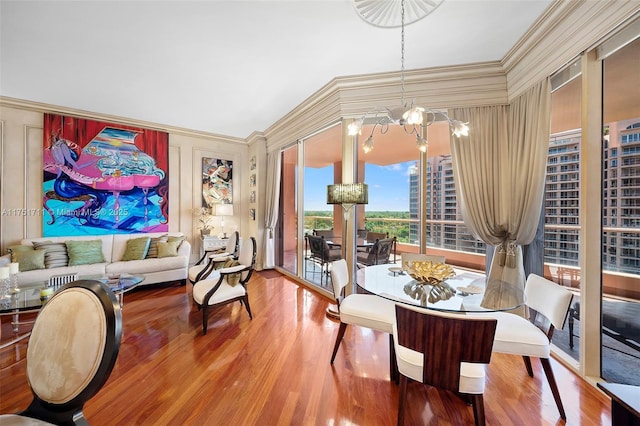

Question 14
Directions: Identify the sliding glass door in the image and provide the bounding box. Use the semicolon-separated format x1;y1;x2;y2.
302;125;342;291
545;59;583;365
278;144;298;276
600;36;640;385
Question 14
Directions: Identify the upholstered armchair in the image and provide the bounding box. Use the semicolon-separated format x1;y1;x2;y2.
192;237;257;334
189;231;240;284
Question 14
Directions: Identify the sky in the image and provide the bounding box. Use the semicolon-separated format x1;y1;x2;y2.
304;161;416;212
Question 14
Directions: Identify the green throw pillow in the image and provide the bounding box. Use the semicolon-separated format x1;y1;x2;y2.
66;240;105;266
8;245;34;263
145;235;168;259
14;249;46;271
32;241;69;269
8;244;34;253
222;259;241;286
157;241;180;258
167;235;185;248
122;237;151;261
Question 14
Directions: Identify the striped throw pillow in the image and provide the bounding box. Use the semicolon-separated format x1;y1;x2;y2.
145;235;168;259
32;241;69;269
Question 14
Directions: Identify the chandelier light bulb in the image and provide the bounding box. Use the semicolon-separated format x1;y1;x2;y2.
416;135;428;152
348;120;363;136
452;120;470;137
363;135;375;153
403;106;425;125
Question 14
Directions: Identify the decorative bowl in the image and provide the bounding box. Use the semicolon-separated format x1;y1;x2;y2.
402;261;455;285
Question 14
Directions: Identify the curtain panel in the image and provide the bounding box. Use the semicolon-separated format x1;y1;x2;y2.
262;150;282;269
450;79;551;308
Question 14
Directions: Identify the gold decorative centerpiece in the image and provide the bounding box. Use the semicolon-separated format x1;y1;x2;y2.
402;261;457;305
403;261;455;285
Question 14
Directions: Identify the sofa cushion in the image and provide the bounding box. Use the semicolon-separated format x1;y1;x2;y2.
157;241;180;258
121;237;151;261
106;256;187;275
66;240;105;266
14;249;46;272
32;241;69;269
145;235;168;259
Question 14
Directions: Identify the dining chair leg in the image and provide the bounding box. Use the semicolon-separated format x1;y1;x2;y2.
389;334;398;383
522;355;534;377
541;357;567;420
330;322;348;364
470;394;486;426
397;374;408;426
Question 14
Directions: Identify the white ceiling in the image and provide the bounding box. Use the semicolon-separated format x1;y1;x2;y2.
0;0;553;140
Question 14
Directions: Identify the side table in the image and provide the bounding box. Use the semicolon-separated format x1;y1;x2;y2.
598;382;640;425
197;236;229;265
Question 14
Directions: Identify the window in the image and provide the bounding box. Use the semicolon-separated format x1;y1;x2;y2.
600;35;640;385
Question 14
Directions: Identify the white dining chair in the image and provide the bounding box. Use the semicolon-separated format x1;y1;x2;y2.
478;273;574;420
394;304;497;426
329;259;397;381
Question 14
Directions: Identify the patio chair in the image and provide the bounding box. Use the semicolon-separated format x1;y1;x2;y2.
305;234;342;285
356;237;396;267
313;229;335;239
357;231;388;253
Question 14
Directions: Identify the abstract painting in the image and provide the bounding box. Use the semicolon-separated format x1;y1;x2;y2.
202;157;233;208
43;113;169;236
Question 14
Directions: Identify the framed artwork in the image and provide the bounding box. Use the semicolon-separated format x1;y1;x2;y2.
43;113;169;236
250;191;256;203
250;174;256;187
202;157;233;208
249;208;256;221
250;155;256;170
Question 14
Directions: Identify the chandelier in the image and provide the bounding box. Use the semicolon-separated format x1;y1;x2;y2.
348;0;469;154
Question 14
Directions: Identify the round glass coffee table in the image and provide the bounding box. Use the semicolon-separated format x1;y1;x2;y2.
0;274;144;349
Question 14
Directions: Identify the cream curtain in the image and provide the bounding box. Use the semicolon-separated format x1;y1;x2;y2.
450;79;551;308
262;150;281;269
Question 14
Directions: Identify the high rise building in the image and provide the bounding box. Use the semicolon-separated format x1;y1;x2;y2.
414;157;484;254
410;117;639;276
603;119;640;274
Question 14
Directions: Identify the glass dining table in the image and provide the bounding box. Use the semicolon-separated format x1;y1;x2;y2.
356;264;525;313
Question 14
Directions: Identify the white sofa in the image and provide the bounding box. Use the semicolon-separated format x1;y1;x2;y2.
14;232;190;287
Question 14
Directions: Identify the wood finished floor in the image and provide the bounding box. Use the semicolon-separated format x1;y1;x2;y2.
1;271;612;425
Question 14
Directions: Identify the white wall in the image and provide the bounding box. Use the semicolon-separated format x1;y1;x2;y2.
0;103;251;265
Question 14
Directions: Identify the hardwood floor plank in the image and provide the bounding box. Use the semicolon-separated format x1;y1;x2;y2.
1;273;611;425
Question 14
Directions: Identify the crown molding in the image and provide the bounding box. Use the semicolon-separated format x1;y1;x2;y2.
503;0;640;100
264;62;508;152
0;96;247;145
